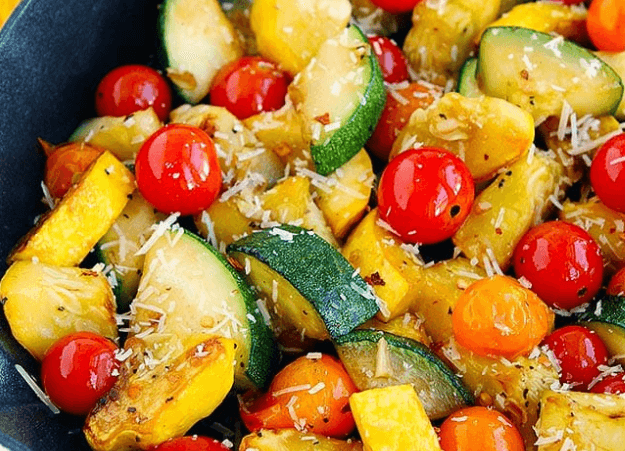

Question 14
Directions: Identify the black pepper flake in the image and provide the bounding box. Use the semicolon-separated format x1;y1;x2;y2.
165;397;174;403
578;287;588;297
127;407;136;413
57;306;65;312
450;205;461;217
498;179;505;189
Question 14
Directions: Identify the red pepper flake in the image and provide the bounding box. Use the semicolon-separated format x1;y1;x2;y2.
314;113;331;125
364;271;386;286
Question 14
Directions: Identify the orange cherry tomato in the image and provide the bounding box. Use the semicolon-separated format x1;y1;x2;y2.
452;275;554;360
607;267;625;296
239;354;357;437
366;82;441;161
587;0;625;52
439;406;524;451
151;436;230;451
44;142;105;198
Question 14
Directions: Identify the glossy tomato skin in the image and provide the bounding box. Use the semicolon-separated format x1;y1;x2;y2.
95;64;172;121
41;332;119;416
587;0;625;52
377;147;475;244
452;275;554;360
368;36;409;84
607;267;625;296
135;124;222;216
209;56;290;120
590;372;625;395
439;406;524;451
543;325;609;390
513;221;604;310
367;82;440;161
44;142;105;198
239;354;357;437
151;436;230;451
369;0;424;14
590;134;625;213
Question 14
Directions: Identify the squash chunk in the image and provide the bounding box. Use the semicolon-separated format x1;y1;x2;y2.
390;93;534;182
240;429;364;451
314;149;374;240
453;152;565;272
9;151;135;266
250;0;351;76
342;209;424;321
0;261;117;360
535;390;625;451
349;385;441;451
84;335;235;451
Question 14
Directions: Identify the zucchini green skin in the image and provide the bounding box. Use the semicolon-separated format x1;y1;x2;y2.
335;329;474;420
183;230;278;389
227;225;379;338
457;57;482;98
577;295;625;364
311;24;386;176
477;26;624;118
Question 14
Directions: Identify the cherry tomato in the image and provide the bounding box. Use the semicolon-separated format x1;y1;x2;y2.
367;82;440;161
369;0;424;14
44;142;105;198
239;354;357;437
513;221;604;310
439;406;524;451
209;56;290;120
41;332;119;416
543;325;609;390
607;267;625;296
95;64;172;122
368;36;409;84
587;0;625;52
452;275;554;360
590;133;625;213
552;0;585;4
151;436;230;451
590;372;625;395
135;124;222;215
377;147;475;244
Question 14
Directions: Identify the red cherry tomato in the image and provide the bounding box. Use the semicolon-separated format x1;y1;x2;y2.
209;56;291;120
369;0;424;14
367;82;440;161
41;332;119;416
513;221;604;310
377;147;475;244
587;0;625;52
590;372;625;395
135;124;222;216
542;325;609;390
607;267;625;296
439;406;524;451
368;36;409;84
95;64;172;122
590;133;625;213
151;436;230;451
44;142;105;198
239;354;357;437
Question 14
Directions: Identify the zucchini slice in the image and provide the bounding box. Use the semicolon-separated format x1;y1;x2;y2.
335;330;473;420
477;27;623;121
69;108;162;162
457;57;483;98
131;229;277;389
578;296;625;366
227;225;380;339
158;0;242;103
97;191;166;312
289;24;385;175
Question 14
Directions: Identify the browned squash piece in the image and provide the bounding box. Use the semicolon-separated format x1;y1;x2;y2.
8;151;135;266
